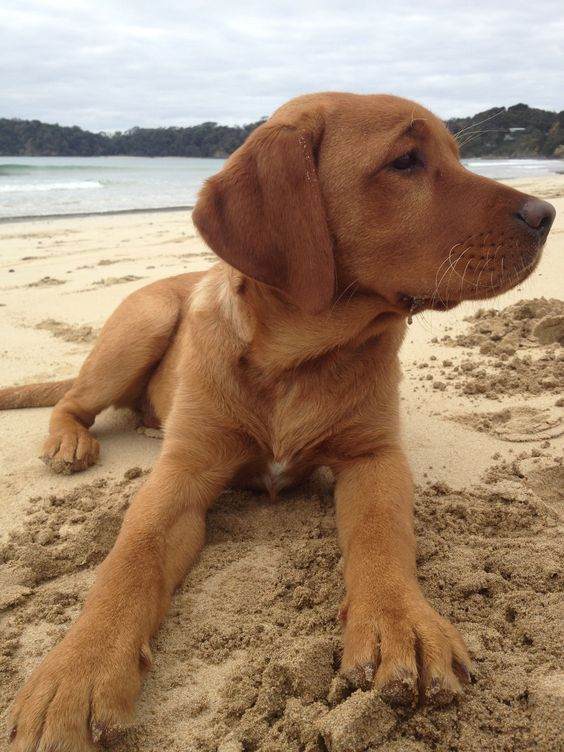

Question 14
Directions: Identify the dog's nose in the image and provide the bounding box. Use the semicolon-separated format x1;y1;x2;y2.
516;198;556;234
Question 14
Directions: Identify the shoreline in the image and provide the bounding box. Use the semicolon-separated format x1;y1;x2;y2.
0;204;194;225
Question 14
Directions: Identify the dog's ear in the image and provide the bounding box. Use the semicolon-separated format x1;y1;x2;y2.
192;118;335;314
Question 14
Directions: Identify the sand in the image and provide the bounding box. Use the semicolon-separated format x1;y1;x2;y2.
0;176;563;751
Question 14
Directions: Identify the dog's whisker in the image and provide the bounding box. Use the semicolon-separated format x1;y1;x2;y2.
430;249;458;306
453;108;505;140
458;256;474;299
434;243;462;286
474;253;491;291
489;243;502;289
457;128;506;150
430;242;467;307
441;245;472;284
442;251;461;304
344;281;360;305
332;279;359;309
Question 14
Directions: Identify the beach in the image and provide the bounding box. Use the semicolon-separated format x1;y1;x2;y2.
0;175;562;751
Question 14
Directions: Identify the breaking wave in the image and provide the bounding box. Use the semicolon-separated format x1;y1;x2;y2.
0;163;110;175
0;180;104;193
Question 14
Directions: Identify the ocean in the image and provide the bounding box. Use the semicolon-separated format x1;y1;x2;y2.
0;155;562;220
0;157;222;220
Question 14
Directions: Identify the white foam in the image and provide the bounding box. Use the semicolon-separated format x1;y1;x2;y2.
0;180;103;193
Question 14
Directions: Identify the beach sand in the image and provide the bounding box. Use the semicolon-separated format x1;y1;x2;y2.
0;176;563;751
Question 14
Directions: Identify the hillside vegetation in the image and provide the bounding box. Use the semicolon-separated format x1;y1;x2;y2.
1;104;563;158
446;103;564;158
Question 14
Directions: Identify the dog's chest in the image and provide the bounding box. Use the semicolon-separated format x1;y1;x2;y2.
260;459;293;498
243;374;348;473
236;337;388;487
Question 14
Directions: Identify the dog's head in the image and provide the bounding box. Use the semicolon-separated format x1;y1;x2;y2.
193;93;555;315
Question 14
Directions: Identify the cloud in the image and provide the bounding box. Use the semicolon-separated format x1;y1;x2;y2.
1;0;563;131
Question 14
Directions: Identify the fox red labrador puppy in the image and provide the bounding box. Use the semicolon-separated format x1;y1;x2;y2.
3;92;554;751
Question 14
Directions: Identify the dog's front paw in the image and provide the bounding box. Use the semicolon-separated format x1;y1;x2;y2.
41;428;100;474
9;624;149;751
341;594;471;707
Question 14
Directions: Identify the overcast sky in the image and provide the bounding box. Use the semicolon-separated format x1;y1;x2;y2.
2;0;563;132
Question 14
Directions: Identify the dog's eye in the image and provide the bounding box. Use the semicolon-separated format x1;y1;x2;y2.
390;150;420;171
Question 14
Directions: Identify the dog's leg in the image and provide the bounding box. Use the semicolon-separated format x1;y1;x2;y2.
9;426;245;751
42;284;182;473
335;449;472;707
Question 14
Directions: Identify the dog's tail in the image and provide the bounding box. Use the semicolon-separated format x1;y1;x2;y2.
0;379;74;410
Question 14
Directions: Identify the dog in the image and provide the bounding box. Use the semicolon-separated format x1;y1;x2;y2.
2;92;555;751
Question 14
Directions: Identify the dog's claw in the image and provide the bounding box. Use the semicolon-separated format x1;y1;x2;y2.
91;720;127;747
40;430;100;475
378;670;418;708
425;677;460;707
345;661;376;690
453;660;473;685
140;643;153;670
362;662;375;685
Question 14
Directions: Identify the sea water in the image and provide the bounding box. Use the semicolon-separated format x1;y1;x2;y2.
0;156;222;219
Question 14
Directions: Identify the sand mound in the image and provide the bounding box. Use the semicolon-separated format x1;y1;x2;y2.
35;318;98;344
26;276;66;288
452;405;563;442
97;258;132;266
177;251;217;263
1;466;562;751
455;298;564;349
93;275;143;287
423;299;564;399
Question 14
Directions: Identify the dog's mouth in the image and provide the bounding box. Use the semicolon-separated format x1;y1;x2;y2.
399;236;546;322
398;293;458;322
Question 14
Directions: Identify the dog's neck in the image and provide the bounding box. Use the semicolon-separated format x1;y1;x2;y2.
216;265;406;375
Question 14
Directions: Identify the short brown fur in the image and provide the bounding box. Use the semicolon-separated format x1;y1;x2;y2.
3;92;554;751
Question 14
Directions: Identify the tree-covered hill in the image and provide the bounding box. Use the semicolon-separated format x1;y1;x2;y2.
1;104;562;158
0;118;265;158
446;103;564;158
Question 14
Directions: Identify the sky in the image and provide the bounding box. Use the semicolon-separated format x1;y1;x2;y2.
2;0;563;132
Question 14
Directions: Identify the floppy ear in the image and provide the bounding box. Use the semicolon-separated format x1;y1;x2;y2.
192;120;335;314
